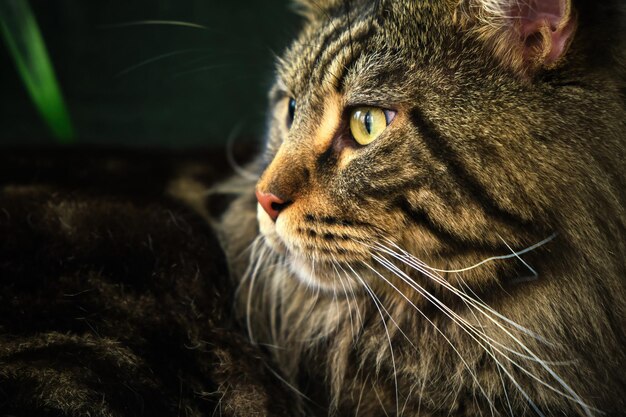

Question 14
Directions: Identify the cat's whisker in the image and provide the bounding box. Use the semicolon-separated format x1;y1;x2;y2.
247;241;285;346
262;359;316;405
372;251;580;404
234;235;263;299
171;63;232;79
338;263;416;351
344;272;365;336
99;20;208;30
115;48;210;77
375;249;597;414
372;383;391;417
376;244;588;413
373;243;561;364
225;123;261;182
331;261;358;344
369;244;596;416
370;253;549;417
399;377;421;417
244;237;272;344
354;373;369;417
271;255;290;344
343;263;401;417
364;237;568;382
497;233;540;280
379;233;540;308
449;280;592;414
360;259;498;417
457;276;575;367
336;262;367;348
242;243;321;413
378;233;555;278
328;262;343;329
373;240;551;345
458;275;516;417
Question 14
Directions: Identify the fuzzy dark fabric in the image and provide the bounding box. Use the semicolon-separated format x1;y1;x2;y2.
0;148;293;417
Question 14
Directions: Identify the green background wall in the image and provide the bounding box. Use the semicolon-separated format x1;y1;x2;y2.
0;1;301;147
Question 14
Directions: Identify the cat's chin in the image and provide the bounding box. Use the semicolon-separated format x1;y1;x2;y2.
287;256;338;291
285;256;366;292
259;232;361;292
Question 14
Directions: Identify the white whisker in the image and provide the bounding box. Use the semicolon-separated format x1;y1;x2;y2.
361;259;498;416
263;360;315;404
372;251;589;411
116;48;209;77
354;374;369;417
459;275;515;417
344;263;400;417
400;378;421;417
171;63;231;79
497;233;538;279
244;238;271;343
368;240;596;416
342;265;366;336
225;123;261;182
340;263;417;350
371;252;549;415
99;20;208;30
373;243;550;353
372;384;391;417
373;241;552;345
332;261;358;343
385;233;556;275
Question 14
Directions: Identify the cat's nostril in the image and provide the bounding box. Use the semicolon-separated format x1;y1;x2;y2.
271;201;289;212
256;190;291;221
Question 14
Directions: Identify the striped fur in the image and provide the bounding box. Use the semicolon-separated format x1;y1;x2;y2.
218;0;626;415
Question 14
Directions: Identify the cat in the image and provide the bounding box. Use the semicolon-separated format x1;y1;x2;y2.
215;0;626;415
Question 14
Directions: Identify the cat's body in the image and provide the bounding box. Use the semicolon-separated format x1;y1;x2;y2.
217;0;626;415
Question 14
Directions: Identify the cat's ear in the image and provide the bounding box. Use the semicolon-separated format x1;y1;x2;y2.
455;0;578;75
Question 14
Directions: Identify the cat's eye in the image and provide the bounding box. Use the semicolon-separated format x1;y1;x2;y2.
287;98;297;128
349;107;394;146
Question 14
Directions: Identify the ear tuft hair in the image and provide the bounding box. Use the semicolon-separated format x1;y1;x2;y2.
455;0;578;75
292;0;342;20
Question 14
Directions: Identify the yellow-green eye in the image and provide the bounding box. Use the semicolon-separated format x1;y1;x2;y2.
349;107;393;146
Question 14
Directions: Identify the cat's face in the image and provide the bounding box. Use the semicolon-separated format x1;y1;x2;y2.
254;0;604;292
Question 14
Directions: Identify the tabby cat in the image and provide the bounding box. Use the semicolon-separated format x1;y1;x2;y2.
216;0;626;415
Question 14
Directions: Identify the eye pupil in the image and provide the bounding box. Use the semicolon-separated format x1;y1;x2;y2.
349;107;395;146
364;111;373;134
288;98;297;126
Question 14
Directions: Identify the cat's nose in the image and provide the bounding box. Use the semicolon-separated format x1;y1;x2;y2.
255;189;290;221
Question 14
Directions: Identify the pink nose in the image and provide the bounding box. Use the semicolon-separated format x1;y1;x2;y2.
255;190;289;221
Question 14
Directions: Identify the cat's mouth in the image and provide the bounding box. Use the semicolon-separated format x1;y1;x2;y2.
257;205;374;290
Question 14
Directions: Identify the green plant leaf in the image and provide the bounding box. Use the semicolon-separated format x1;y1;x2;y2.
0;0;75;143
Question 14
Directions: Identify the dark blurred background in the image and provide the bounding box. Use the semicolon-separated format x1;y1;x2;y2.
0;0;301;147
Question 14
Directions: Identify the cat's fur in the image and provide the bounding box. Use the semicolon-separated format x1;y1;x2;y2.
217;0;626;415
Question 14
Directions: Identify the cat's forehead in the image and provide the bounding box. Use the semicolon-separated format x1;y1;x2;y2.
277;0;454;103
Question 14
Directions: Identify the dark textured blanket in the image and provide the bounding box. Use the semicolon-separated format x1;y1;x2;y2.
0;148;293;417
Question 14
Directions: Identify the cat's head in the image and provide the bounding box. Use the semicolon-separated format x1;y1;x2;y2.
253;0;625;292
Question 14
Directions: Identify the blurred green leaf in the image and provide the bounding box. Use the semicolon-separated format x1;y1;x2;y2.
0;0;75;143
